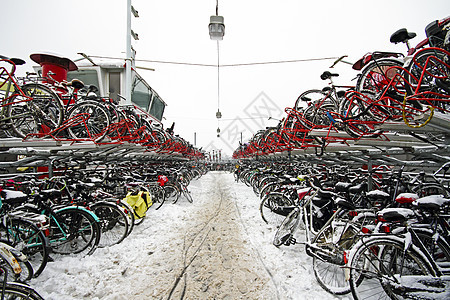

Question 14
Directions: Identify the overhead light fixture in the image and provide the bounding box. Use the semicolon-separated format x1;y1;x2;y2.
216;109;222;119
209;15;225;40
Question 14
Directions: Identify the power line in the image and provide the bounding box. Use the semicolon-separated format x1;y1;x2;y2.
87;55;340;68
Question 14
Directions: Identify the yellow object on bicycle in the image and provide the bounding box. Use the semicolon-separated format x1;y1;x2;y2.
124;191;152;219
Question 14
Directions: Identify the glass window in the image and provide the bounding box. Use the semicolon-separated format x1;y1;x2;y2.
131;76;152;111
108;72;121;103
67;69;100;89
149;96;165;121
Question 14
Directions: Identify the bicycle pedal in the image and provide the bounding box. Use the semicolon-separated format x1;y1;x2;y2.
284;236;297;246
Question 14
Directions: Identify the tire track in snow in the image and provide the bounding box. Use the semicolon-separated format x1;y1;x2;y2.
166;172;276;299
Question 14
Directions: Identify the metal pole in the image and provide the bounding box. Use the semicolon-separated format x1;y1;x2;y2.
125;0;132;105
194;132;197;146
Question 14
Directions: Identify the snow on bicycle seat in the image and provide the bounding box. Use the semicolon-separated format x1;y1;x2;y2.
334;197;356;210
0;189;28;204
413;195;450;211
379;208;416;222
367;190;390;201
395;193;419;204
335;182;352;193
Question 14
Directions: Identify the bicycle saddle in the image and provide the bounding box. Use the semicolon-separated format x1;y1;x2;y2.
0;55;25;65
379;208;415;222
320;71;339;80
334;197;356;210
413;195;450;211
390;28;417;44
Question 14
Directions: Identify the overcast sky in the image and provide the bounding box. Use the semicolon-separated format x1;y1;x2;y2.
2;0;449;156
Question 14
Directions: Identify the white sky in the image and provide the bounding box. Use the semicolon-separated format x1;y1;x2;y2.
2;0;449;156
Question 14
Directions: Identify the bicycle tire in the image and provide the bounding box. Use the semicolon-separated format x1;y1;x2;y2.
273;207;301;247
405;47;450;97
163;183;180;207
259;192;294;226
91;201;129;247
7;83;64;138
148;184;165;208
66;100;111;142
349;236;436;300
51;207;101;256
294;89;331;112
312;222;359;295
355;58;404;93
181;184;193;203
0;218;49;278
115;199;135;236
0;281;45;300
338;91;384;138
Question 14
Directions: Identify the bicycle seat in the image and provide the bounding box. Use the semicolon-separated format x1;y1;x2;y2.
367;190;390;201
413;195;450;211
10;58;26;65
390;28;416;44
334;197;356;210
335;182;352;193
394;192;418;204
0;189;28;204
348;182;368;194
320;71;339;80
379;208;415;222
64;79;84;90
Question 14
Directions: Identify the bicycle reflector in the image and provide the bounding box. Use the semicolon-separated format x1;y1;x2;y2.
348;211;358;217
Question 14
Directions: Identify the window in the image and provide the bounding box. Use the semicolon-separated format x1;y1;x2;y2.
67;69;100;90
109;72;121;103
131;75;152;111
149;96;165;121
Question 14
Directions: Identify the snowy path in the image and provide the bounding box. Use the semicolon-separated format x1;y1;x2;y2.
31;172;342;300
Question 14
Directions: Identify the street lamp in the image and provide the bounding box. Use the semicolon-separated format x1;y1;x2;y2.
209;15;225;40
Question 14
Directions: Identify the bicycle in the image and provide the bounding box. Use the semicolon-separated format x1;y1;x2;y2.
0;56;64;139
293;71;354;130
0;267;44;300
347;198;450;299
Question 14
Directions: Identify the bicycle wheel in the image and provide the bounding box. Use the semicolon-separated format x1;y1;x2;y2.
0;218;49;278
339;91;384;138
181;184;193;203
162;183;179;207
259;192;294;226
51;207;101;256
91;201;129;247
273;207;301;247
115;199;135;236
414;183;449;197
303;101;338;129
355;58;404;93
294;89;330;112
405;47;450;97
312;222;359;295
66;100;111;142
7;83;64;138
148;184;165;207
349;236;436;300
0;282;45;300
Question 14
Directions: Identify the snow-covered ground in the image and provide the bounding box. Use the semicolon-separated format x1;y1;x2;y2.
30;171;343;300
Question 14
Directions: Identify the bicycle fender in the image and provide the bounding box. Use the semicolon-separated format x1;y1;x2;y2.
0;246;22;275
54;206;100;222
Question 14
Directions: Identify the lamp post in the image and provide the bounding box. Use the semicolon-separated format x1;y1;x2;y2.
125;0;139;105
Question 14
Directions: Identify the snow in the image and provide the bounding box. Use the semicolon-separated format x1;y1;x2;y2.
1;189;27;199
414;195;450;207
29;172;342;300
